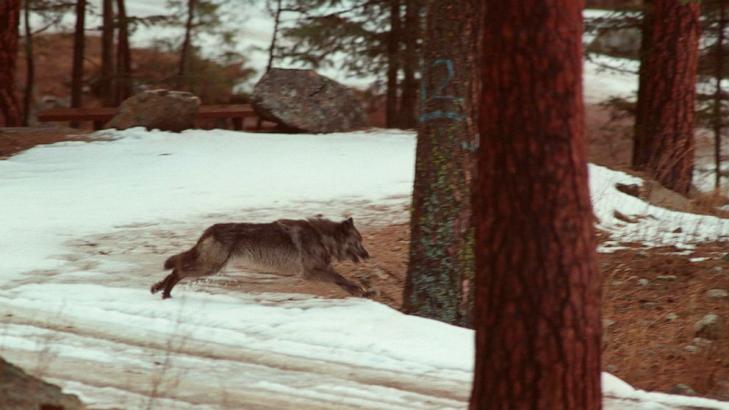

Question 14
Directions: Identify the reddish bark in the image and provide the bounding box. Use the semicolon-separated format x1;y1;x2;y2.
632;0;701;195
470;0;602;408
0;0;21;126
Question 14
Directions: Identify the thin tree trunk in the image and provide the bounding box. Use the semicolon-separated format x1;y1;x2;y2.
713;2;725;190
470;0;601;408
632;0;701;195
22;0;33;126
177;0;197;89
71;0;86;128
398;0;419;129
402;0;481;327
101;0;115;106
115;0;132;103
385;0;401;128
0;0;22;126
266;0;282;72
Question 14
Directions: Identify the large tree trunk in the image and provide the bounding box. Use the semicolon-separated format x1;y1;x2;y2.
115;0;132;104
470;0;602;408
0;0;22;126
402;0;481;328
385;0;401;129
398;0;420;129
71;0;86;127
632;0;701;195
177;0;197;89
101;0;115;106
712;2;725;190
22;0;33;126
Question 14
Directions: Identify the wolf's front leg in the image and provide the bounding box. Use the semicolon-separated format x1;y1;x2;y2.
150;270;181;299
304;266;372;297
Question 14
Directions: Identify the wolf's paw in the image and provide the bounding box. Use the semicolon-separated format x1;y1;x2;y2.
150;282;162;294
161;292;172;300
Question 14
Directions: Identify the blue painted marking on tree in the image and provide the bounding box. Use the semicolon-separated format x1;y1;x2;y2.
420;58;463;123
419;111;466;122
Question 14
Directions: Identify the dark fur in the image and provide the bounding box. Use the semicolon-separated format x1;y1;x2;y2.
150;217;370;299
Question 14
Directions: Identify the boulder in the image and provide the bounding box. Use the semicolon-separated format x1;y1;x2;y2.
106;89;200;132
0;356;84;409
251;68;368;133
588;27;642;59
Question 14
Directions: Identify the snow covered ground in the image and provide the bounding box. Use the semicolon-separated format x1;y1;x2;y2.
2;129;729;409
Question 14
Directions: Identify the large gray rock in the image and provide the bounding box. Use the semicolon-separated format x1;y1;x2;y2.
588;27;642;59
251;68;368;133
106;89;200;132
0;356;84;410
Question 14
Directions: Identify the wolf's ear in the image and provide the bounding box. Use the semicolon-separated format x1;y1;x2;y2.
343;217;354;227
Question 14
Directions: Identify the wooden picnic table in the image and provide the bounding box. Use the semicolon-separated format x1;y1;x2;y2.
37;104;259;131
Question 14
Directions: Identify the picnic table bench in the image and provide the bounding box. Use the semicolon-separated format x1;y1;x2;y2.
37;104;259;131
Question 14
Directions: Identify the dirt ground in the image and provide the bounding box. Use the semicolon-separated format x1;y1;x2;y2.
2;102;729;401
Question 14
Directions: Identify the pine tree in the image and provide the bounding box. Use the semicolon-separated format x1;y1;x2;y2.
632;0;701;195
0;0;22;126
22;0;33;125
101;0;115;106
71;0;87;125
397;0;420;129
385;0;400;128
471;0;602;408
177;0;197;88
696;0;728;189
402;0;480;327
277;0;414;128
115;0;132;103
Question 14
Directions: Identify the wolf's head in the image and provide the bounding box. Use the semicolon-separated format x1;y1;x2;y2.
304;216;370;263
336;217;369;263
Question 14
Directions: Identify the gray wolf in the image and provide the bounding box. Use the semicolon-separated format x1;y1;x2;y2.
150;217;371;299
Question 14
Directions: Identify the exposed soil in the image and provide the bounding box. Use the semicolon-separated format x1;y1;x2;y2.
0;127;89;159
338;223;729;401
3;103;729;402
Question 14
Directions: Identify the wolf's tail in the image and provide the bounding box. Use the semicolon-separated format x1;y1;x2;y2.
163;248;196;270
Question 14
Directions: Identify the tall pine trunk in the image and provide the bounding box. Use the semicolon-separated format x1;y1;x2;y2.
402;0;481;327
0;0;22;126
71;0;87;127
398;0;420;129
470;0;601;408
115;0;132;104
632;0;701;195
101;0;115;106
22;0;33;126
385;0;401;128
713;2;725;189
177;0;197;89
